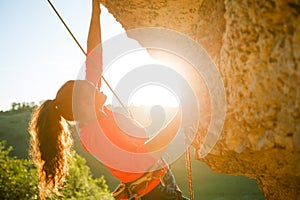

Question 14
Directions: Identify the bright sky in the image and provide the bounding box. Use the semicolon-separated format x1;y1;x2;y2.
0;1;178;111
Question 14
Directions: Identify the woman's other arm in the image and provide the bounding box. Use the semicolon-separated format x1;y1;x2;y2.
143;107;182;153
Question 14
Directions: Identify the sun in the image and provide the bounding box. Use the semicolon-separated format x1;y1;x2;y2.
101;45;181;109
128;84;179;107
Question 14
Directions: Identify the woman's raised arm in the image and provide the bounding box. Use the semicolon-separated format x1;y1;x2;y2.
87;0;101;52
86;0;102;87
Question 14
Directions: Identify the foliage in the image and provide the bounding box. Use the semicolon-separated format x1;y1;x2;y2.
0;141;113;200
0;141;38;200
58;152;113;200
9;102;37;113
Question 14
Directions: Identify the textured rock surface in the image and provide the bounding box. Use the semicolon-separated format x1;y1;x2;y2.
100;0;300;199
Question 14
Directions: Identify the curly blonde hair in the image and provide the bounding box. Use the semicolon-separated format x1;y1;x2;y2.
29;81;75;199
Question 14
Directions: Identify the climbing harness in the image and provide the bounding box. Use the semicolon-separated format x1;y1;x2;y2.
112;163;167;200
47;0;129;115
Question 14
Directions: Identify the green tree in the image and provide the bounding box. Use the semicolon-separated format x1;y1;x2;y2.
0;141;38;200
9;102;37;113
58;152;113;200
0;141;113;200
11;102;17;111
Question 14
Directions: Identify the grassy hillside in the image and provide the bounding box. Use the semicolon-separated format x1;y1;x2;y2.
0;111;32;158
0;109;265;199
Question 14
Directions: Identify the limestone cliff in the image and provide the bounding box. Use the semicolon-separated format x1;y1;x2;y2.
100;0;300;199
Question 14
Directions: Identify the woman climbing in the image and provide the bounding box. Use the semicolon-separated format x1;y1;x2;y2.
29;0;189;199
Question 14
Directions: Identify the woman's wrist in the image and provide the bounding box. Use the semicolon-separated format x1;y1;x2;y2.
92;8;101;15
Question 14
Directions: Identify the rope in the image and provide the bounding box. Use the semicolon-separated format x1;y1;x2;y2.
47;0;129;114
185;146;194;200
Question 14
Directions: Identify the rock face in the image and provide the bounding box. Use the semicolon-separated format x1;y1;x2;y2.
100;0;300;199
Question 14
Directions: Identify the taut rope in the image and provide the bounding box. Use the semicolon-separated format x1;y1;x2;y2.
186;146;194;200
